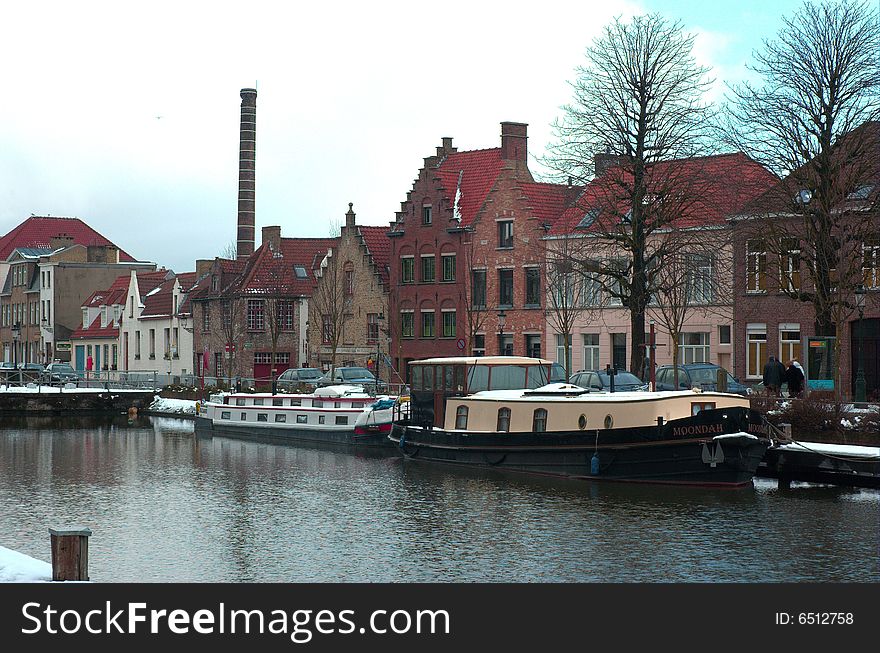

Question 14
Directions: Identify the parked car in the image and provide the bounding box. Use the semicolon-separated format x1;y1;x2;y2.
317;366;386;391
277;367;323;391
0;361;16;370
17;362;45;376
570;369;648;392
43;362;83;384
653;363;752;396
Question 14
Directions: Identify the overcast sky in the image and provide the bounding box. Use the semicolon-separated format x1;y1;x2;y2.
0;0;805;272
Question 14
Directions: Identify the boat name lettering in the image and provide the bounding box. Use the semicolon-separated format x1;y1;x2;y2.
672;423;724;437
747;423;768;434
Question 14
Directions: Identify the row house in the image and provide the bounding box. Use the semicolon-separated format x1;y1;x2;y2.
388;122;555;380
546;153;777;377
191;226;335;383
731;121;879;398
308;204;391;376
69;275;130;372
0;217;152;365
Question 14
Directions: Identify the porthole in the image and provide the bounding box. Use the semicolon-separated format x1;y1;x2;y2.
604;414;613;429
578;414;587;430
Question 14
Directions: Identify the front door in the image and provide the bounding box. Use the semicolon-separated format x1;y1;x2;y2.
75;345;85;371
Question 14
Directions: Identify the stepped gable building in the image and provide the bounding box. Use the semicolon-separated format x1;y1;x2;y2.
0;217;152;365
546;152;777;376
191;228;335;383
730;121;879;398
308;204;391;376
388;122;566;380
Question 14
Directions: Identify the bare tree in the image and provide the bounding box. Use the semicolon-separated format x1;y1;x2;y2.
456;227;496;356
721;0;880;396
309;248;347;379
217;294;244;386
220;240;238;260
542;13;715;376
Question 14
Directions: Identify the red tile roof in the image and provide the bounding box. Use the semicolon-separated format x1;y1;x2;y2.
519;182;576;226
358;226;391;286
70;314;119;340
550;153;778;235
436;148;505;226
240;238;338;295
0;216;137;262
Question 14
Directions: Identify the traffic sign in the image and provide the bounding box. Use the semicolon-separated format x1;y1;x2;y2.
456;338;466;351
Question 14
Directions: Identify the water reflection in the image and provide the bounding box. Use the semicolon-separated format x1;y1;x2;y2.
0;416;877;583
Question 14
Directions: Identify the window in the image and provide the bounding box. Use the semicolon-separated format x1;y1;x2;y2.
525;268;541;307
679;332;710;364
441;254;456;282
473;334;485;357
257;413;268;422
294;266;308;279
344;268;354;295
472;270;487;308
719;325;731;345
275;414;287;423
779;238;800;292
367;313;379;343
254;352;272;364
552;271;576;308
533;408;548;433
247;299;265;331
318;415;325;424
272;397;284;406
420;310;435;338
863;235;880;289
172;328;179;355
441;310;456;338
499;269;514;307
275;352;290;364
401;256;415;284
215;353;224;379
779;325;801;364
582;334;600;370
335;416;348;425
556;334;572;372
421;255;435;282
746;325;767;379
400;311;414;338
277;300;295;331
686;254;713;304
498;220;513;248
422;204;432;225
149;329;155;358
202;305;210;332
253;398;264;406
746;240;767;293
220;411;231;420
497;407;511;432
322;314;334;344
163;328;171;358
455;405;469;430
526;335;541;359
691;402;716;415
240;413;247;421
296;415;308;424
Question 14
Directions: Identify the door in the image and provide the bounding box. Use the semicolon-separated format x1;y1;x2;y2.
612;333;627;370
75;345;85;371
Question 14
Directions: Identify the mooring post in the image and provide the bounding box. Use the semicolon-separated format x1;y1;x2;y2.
49;527;92;581
779;423;792;442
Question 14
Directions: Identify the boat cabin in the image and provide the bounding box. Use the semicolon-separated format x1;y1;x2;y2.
407;357;565;428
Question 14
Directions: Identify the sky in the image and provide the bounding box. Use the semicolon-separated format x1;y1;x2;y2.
0;0;808;272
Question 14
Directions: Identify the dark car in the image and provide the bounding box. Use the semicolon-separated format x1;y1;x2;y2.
43;362;82;384
277;367;323;391
317;366;386;391
653;363;752;396
17;362;45;377
570;369;648;392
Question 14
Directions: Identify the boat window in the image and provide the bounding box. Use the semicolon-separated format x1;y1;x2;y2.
296;415;308;424
533;408;548;432
253;398;264;406
526;365;549;389
467;365;489;392
314;400;323;408
275;414;287;423
319;415;325;424
411;365;423;391
444;365;454;390
257;414;268;422
691;402;716;415
455;405;468;429
335;401;341;408
578;414;587;430
336;416;348;425
497;407;511;432
235;398;246;406
549;363;567;383
454;366;465;392
273;398;284;406
240;413;247;421
220;411;231;420
291;398;301;406
423;366;435;391
490;365;527;390
604;414;613;429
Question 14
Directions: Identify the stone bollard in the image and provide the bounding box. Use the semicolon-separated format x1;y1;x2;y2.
49;527;92;581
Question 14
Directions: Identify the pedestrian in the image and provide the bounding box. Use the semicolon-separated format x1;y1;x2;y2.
787;360;805;398
86;354;93;379
762;356;784;397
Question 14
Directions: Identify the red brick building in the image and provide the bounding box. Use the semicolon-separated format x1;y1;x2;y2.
388;122;565;380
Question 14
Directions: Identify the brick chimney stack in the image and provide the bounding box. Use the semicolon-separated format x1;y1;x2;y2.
262;225;281;253
345;203;356;230
594;152;623;177
501;122;528;162
237;88;257;260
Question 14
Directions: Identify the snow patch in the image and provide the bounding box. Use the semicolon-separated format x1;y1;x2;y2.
149;396;197;415
0;545;52;583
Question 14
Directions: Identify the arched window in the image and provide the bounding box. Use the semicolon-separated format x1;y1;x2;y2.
455;405;469;430
497;407;511;432
532;408;548;432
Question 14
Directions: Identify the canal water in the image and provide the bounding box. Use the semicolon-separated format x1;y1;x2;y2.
0;415;877;583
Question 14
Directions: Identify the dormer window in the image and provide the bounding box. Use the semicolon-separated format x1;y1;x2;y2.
294;266;308;279
82;309;89;327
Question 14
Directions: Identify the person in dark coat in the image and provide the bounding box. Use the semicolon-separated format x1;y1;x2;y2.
762;356;784;396
785;360;805;398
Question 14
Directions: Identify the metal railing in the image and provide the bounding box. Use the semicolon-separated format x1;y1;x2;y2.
0;369;161;392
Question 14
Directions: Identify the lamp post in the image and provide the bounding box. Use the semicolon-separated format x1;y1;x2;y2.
497;310;507;356
12;322;21;379
375;312;384;394
649;319;656;392
854;285;866;403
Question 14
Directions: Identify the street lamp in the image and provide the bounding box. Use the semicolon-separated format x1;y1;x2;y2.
375;312;384;394
854;285;866;403
497;310;507;356
11;322;21;369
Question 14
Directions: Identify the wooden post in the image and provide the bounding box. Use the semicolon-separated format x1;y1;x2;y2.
49;527;91;581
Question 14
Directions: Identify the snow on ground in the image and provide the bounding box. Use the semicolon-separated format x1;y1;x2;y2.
781;441;880;459
0;385;148;393
148;396;197;415
0;545;51;583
